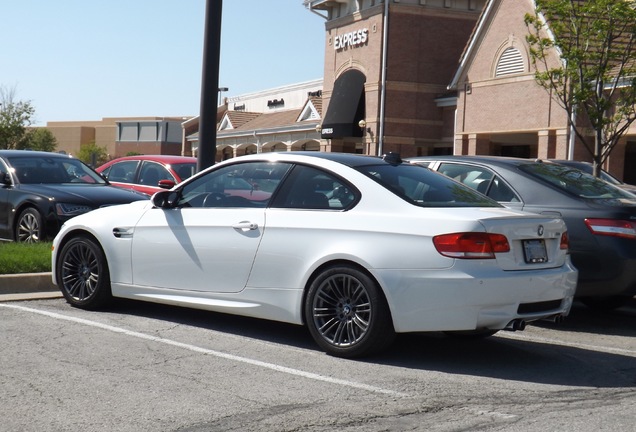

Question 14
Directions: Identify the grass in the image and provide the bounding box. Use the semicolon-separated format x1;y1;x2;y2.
0;242;53;274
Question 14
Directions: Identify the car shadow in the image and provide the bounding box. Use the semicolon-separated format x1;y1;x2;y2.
374;332;635;388
533;297;636;337
107;298;316;350
105;298;636;389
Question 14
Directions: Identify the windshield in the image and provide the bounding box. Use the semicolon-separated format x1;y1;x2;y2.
8;156;106;185
355;163;500;207
171;163;197;180
520;163;633;200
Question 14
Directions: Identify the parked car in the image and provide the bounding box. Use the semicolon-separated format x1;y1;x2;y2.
550;159;636;194
52;152;577;358
96;155;197;196
0;150;148;243
409;155;636;309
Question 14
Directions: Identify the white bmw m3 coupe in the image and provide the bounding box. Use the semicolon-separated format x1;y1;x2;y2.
52;152;577;358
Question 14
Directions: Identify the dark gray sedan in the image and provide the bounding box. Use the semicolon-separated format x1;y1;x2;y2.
409;155;636;310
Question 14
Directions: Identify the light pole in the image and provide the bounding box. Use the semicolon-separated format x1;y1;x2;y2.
197;0;223;172
218;87;229;106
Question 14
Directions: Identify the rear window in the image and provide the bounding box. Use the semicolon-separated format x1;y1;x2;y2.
520;163;633;200
355;163;500;207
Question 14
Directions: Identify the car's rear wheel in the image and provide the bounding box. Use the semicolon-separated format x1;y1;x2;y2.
57;236;112;310
16;208;43;243
305;265;395;358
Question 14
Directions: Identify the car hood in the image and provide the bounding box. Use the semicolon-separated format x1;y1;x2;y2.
19;183;148;205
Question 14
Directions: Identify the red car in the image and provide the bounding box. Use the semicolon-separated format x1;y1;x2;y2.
97;155;197;196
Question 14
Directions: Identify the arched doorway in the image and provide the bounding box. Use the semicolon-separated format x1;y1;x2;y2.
320;69;366;140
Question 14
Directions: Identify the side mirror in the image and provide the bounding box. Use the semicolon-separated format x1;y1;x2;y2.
0;171;11;186
151;190;180;208
158;179;176;190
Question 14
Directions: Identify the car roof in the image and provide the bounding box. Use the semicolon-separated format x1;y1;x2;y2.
0;150;76;159
105;155;197;163
551;159;588;164
228;151;401;168
408;155;544;168
291;151;390;167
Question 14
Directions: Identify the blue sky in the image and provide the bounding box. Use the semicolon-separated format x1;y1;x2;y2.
1;1;326;125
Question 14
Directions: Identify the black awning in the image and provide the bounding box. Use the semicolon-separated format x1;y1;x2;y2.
321;70;366;139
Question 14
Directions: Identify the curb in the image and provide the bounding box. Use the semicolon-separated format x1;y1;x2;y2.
0;273;61;301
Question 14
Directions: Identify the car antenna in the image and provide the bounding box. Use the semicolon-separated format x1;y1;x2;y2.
382;152;402;165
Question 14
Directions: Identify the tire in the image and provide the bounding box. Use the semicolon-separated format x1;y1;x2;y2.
56;236;112;310
16;208;44;243
305;265;395;358
580;295;630;311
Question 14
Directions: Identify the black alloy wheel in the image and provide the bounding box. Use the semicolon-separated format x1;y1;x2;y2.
305;265;395;358
57;236;112;310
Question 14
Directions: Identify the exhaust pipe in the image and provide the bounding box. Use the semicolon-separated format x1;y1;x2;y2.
504;319;526;332
541;314;565;324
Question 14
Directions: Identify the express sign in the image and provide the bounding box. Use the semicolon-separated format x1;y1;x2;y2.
334;28;369;51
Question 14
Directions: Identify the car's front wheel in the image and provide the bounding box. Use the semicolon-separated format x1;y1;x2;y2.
57;236;112;310
305;265;395;358
16;208;43;243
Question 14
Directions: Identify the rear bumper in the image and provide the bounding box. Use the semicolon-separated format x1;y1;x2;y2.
375;260;578;333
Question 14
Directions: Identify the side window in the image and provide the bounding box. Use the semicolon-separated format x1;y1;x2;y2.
139;162;174;186
272;165;358;210
487;177;520;202
107;161;139;183
178;161;290;208
438;163;494;194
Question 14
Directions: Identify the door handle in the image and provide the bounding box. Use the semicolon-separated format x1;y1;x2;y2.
233;221;258;231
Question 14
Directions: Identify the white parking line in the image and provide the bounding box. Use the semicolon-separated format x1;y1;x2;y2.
497;331;636;357
0;303;409;398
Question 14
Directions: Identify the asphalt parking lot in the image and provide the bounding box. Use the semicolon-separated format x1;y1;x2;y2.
1;293;635;431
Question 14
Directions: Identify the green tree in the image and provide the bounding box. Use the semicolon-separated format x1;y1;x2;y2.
525;0;636;177
20;128;57;152
0;86;35;150
77;142;108;167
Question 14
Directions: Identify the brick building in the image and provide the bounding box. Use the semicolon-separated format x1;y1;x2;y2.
447;0;636;182
307;0;635;182
43;0;636;182
46;117;188;160
310;0;484;157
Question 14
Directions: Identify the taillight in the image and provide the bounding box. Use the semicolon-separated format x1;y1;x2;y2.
584;219;636;239
560;231;569;250
433;232;510;259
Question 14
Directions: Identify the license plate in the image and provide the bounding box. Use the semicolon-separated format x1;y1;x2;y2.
523;239;547;263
